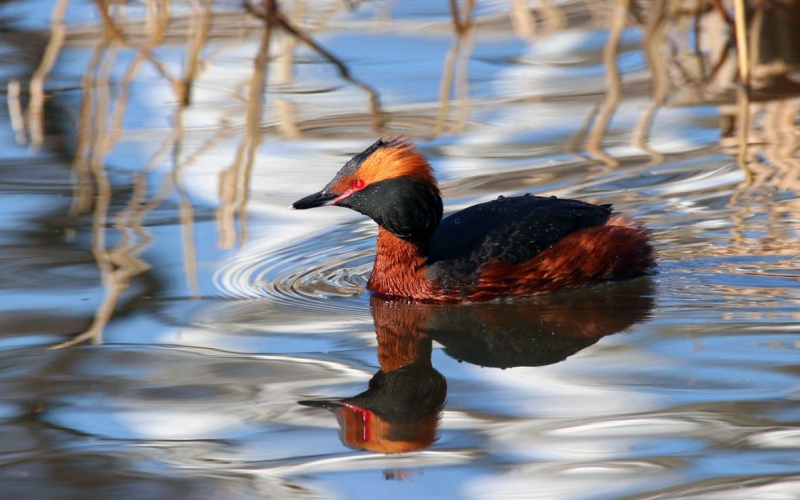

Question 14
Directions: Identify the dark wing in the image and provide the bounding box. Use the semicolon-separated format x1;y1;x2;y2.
427;196;611;282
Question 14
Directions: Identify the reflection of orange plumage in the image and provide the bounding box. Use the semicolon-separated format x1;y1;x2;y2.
333;405;439;454
300;287;654;453
294;138;655;302
299;298;444;455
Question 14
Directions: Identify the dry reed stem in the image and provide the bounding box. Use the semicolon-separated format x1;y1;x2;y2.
433;0;475;138
177;180;200;298
632;0;668;162
449;0;476;35
539;0;566;32
509;0;537;38
509;0;566;39
566;104;599;160
726;102;800;260
54;33;118;348
693;1;704;80
245;0;387;134
170;100;199;296
173;0;213;296
7;80;25;144
454;29;475;131
708;0;733;24
179;0;212;105
435;43;461;138
56;0;210;347
65;42;106;240
585;0;628;168
27;0;70;148
276;9;386;133
218;2;274;249
733;0;753;184
583;0;612;26
238;18;273;247
78;35;119;347
93;0;180;91
275;0;304;138
103;2;171;156
764;99;800;174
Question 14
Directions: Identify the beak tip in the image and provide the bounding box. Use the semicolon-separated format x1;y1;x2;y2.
292;190;337;210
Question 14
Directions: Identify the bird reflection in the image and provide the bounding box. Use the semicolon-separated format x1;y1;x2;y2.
300;279;654;454
300;299;446;454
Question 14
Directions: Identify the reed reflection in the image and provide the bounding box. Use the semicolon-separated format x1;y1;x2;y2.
301;280;654;454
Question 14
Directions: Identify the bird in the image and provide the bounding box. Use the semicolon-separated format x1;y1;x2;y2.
292;138;655;302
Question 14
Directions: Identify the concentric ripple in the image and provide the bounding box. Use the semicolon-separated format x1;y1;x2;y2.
213;225;375;314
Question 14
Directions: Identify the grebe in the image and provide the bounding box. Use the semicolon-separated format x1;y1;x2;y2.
293;138;655;302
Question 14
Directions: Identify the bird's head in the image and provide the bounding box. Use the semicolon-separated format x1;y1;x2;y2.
292;138;443;240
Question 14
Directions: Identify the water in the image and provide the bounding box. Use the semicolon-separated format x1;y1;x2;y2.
1;0;799;498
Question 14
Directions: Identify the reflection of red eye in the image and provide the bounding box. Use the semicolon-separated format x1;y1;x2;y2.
353;179;366;190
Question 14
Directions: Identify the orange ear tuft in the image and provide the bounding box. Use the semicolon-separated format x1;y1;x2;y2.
329;139;437;193
359;140;436;185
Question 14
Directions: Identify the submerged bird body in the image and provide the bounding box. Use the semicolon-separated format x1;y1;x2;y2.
293;139;655;303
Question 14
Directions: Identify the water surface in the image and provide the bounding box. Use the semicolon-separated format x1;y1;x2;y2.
1;1;799;498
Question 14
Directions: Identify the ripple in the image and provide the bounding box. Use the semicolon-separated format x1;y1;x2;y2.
748;429;800;449
213;225;375;315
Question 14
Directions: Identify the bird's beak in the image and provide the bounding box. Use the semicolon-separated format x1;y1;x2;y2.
298;399;345;412
292;190;338;210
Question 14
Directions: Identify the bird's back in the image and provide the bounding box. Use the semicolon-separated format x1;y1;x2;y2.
429;195;611;264
425;195;653;300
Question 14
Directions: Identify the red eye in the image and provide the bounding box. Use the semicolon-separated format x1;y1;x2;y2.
353;179;366;190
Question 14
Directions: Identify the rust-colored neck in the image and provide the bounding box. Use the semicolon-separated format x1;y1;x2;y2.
367;228;430;299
